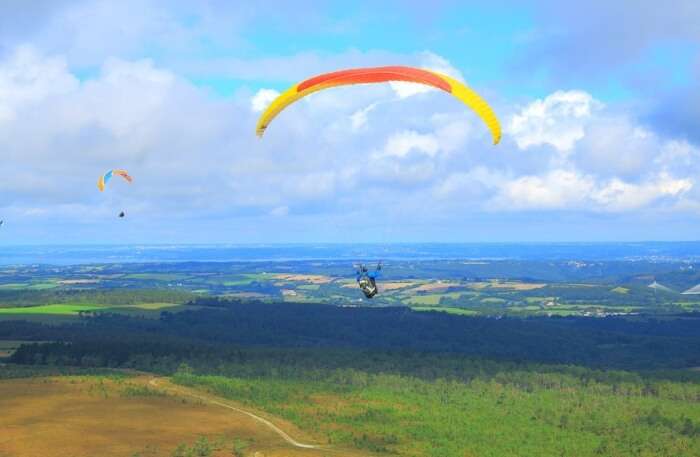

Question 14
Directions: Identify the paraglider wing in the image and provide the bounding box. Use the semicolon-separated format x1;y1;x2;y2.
98;169;132;192
256;66;501;144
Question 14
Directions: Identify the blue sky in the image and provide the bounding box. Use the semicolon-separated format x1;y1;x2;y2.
0;0;699;244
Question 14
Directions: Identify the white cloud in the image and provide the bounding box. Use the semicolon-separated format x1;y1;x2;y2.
1;40;699;242
0;46;78;122
654;139;699;168
250;88;280;113
433;167;502;200
382;130;440;158
350;102;377;131
495;169;594;209
488;169;692;212
508;90;600;153
592;173;692;211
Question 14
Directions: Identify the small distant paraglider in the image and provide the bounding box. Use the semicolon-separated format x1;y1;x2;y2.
98;169;132;191
355;262;382;299
98;169;132;218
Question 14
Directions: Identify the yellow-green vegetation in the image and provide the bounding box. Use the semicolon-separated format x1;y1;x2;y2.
0;303;182;316
612;287;630;294
272;273;332;284
123;273;191;281
0;304;103;315
404;292;466;305
411;306;478;316
0;281;59;290
175;369;700;457
0;302;181;316
207;273;274;286
404;294;442;305
467;280;546;291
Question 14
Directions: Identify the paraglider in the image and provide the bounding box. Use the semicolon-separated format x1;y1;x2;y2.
97;170;132;218
97;169;132;192
355;262;382;299
256;66;501;144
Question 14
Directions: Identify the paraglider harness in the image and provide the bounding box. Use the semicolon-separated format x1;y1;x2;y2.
356;262;381;299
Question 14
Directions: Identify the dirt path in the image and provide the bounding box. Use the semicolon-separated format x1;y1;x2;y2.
149;378;327;450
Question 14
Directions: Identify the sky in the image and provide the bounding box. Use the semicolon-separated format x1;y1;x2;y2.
0;0;699;244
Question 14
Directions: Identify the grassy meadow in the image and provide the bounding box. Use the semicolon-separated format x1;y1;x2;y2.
174;368;700;457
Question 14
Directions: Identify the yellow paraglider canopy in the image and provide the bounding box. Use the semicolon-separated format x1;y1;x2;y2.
256;66;501;144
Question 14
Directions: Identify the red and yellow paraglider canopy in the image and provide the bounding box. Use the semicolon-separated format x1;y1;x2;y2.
255;66;501;144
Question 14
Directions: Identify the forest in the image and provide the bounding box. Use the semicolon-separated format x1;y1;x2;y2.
2;297;699;455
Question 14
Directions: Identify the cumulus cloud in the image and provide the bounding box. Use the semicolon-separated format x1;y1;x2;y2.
0;46;78;122
508;90;600;153
1;38;699;243
489;170;692;212
495;169;594;209
382;130;440;158
250;88;279;113
592;173;692;211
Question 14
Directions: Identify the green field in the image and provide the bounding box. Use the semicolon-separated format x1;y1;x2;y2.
403;292;466;306
0;281;59;290
0;302;181;316
411;306;478;316
1;259;700;317
0;304;103;315
123;273;191;281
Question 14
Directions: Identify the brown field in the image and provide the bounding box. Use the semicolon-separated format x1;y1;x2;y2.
0;375;370;457
271;274;332;284
466;280;546;291
223;292;269;299
411;281;462;293
379;281;422;291
340;281;420;291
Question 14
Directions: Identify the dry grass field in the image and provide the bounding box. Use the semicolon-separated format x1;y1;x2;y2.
0;375;370;457
271;274;333;284
410;281;462;293
465;280;546;291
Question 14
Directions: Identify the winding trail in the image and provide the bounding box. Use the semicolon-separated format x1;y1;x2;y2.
148;378;326;450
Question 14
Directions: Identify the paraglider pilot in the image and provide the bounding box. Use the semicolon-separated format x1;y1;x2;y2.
356;262;382;299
